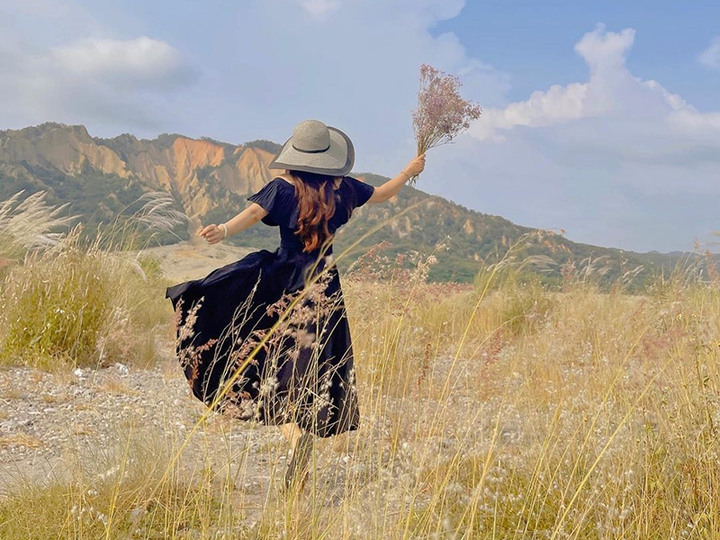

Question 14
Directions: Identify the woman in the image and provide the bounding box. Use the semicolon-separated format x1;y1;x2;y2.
165;119;425;492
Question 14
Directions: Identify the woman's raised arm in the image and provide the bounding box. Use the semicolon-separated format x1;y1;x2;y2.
367;154;426;203
198;202;269;245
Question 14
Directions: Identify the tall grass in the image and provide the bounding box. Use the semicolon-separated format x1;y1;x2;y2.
0;428;262;539
5;264;719;537
0;190;185;369
0;190;79;283
2;194;720;537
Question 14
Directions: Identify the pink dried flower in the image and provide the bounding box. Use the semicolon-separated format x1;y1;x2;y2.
411;64;482;184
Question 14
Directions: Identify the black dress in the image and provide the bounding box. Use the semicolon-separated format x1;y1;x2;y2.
165;176;375;438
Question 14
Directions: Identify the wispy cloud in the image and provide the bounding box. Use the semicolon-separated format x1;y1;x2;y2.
295;0;340;18
51;37;191;88
209;0;508;172
698;35;720;70
0;29;195;130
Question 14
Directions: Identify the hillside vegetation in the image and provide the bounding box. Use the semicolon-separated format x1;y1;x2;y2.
0;122;701;285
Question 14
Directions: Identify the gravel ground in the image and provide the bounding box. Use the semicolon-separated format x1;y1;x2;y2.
0;340;493;534
0;354;387;517
0;357;304;516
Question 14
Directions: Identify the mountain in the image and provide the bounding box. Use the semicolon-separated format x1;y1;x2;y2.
0;123;691;285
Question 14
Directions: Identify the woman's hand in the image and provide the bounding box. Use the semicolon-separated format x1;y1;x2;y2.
197;204;267;245
198;224;225;244
403;153;426;178
368;153;428;204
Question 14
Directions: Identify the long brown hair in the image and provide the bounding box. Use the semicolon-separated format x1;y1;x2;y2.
289;170;339;253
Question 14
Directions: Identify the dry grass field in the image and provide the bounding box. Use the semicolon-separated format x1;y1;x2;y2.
0;192;719;538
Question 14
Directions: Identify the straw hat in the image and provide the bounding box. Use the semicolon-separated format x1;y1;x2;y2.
268;119;355;176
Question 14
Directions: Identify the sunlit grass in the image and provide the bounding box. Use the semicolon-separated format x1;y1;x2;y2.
3;269;720;538
1;191;720;538
0;191;182;369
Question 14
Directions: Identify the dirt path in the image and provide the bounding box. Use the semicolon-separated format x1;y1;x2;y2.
0;324;485;534
140;240;254;283
0;356;298;517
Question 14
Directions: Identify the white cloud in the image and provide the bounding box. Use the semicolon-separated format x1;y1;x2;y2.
295;0;340;18
473;25;644;140
574;25;635;74
430;24;720;252
0;28;194;131
51;37;188;88
472;82;588;141
470;24;720;155
0;0;505;148
698;35;720;69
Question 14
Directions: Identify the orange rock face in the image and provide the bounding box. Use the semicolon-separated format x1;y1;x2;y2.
0;123;279;232
171;137;225;186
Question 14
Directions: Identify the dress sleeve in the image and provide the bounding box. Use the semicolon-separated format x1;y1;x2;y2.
344;176;375;208
246;178;295;227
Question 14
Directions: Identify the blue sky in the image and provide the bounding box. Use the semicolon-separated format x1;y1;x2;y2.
1;0;718;253
437;0;720;110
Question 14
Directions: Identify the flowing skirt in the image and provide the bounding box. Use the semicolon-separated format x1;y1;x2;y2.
165;248;360;438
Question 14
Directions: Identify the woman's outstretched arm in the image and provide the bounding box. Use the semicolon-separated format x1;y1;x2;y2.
198;202;268;244
367;153;426;204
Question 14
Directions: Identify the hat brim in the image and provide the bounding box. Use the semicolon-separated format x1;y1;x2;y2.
268;126;355;176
